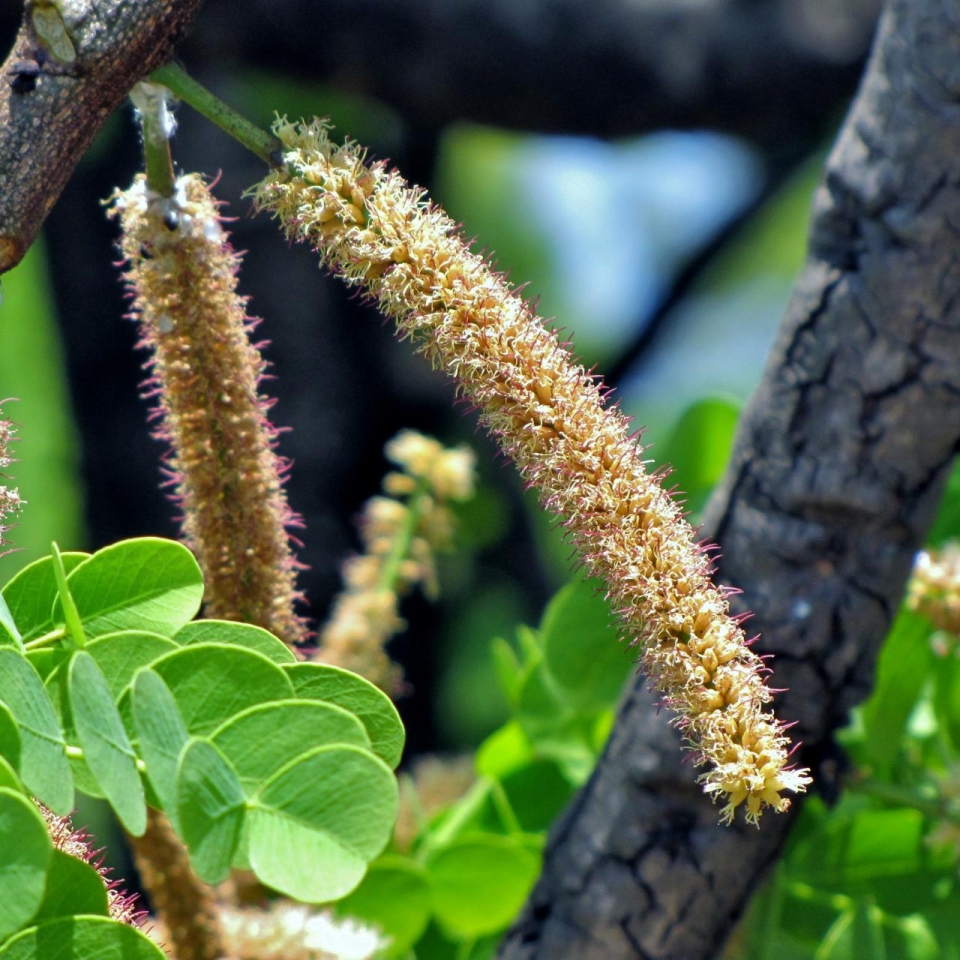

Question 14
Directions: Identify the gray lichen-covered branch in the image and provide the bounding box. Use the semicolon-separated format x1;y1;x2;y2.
497;1;960;957
0;0;204;274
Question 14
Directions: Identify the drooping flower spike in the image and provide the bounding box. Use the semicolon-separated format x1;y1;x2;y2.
110;173;306;647
254;118;811;823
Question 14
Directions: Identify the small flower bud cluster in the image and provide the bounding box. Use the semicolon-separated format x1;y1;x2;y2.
255;119;811;822
908;543;960;636
0;412;23;550
217;902;385;960
316;430;475;693
110;175;306;646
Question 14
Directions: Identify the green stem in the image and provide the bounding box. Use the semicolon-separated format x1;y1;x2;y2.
378;479;432;594
140;107;176;197
67;744;147;773
23;627;66;650
148;62;282;167
50;542;85;650
489;778;523;835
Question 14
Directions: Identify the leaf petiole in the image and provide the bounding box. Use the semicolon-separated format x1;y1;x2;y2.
50;542;86;650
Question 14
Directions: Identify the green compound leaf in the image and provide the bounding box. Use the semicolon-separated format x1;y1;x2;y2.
0;787;53;942
53;539;203;640
131;669;188;828
335;857;431;958
0;649;72;813
426;834;540;938
540;577;632;711
0;754;24;794
0;594;22;650
0;915;166;959
0;701;22;773
32;850;109;924
283;663;405;769
211;700;370;796
82;632;179;700
176;738;246;885
68;652;146;836
1;553;89;643
247;744;398;902
148;644;293;736
175;621;296;665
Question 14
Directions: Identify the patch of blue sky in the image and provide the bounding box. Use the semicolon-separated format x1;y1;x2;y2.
515;130;764;352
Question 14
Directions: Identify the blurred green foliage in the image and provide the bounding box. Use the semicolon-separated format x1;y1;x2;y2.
0;239;83;585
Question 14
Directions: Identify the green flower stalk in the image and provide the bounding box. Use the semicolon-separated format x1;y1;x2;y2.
110;173;306;647
254;119;811;823
317;429;475;693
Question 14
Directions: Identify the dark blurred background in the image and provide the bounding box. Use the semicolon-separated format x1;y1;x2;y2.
0;0;880;755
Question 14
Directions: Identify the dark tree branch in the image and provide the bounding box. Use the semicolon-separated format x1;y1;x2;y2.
192;0;880;148
0;0;205;274
498;1;960;957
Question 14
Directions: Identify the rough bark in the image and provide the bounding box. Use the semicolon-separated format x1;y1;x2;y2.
191;0;879;150
0;0;205;274
498;1;960;957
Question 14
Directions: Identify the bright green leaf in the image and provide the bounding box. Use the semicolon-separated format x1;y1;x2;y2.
426;834;539;938
539;577;632;711
32;850;108;924
131;669;188;827
475;721;533;780
54;539;203;639
211;700;369;796
0;755;24;794
68;652;146;835
660;397;740;517
247;744;398;902
0;594;22;650
0;650;72;813
0;701;21;773
1;553;89;643
82;632;178;700
148;644;292;736
283;663;404;768
336;857;431;958
0;915;166;959
0;788;53;942
176;738;246;884
175;620;296;664
860;610;934;774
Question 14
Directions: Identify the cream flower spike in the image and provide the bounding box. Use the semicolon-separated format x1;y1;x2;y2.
254;118;811;823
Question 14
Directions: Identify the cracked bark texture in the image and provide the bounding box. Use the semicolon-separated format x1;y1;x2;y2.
0;0;205;273
498;1;960;958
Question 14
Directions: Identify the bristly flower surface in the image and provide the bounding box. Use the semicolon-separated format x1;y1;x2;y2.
254;119;811;823
38;803;144;928
0;410;23;552
110;174;306;647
